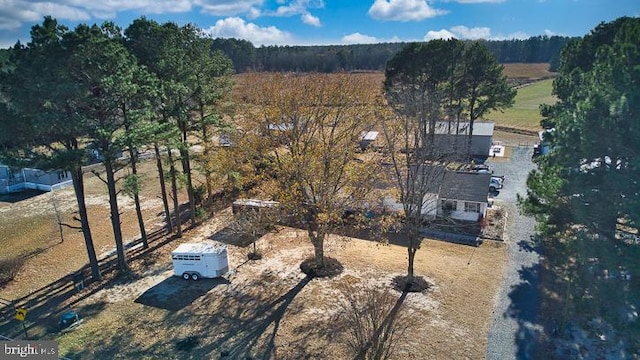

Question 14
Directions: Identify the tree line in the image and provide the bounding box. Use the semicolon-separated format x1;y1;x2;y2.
0;16;234;280
212;35;573;74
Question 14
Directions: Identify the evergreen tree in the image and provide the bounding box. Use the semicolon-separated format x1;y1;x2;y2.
524;17;640;239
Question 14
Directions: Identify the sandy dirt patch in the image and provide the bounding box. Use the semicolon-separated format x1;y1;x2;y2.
50;218;506;359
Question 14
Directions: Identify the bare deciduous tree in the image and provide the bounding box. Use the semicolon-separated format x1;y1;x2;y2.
335;285;417;360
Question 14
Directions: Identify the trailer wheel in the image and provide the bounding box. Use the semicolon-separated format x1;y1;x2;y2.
182;273;191;280
191;273;199;281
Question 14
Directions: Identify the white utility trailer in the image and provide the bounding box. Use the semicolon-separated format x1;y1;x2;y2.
171;242;229;280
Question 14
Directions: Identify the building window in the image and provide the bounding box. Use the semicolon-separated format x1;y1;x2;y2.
464;202;481;213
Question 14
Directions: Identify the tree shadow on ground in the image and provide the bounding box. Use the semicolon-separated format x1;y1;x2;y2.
0;226;179;339
208;225;261;247
0;189;46;204
194;275;313;359
517;235;543;253
506;263;542;360
134;277;229;311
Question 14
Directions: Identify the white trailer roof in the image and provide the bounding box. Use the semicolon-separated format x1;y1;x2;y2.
233;199;280;208
360;131;379;141
172;242;226;255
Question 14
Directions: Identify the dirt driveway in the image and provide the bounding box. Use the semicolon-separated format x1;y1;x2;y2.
485;145;541;360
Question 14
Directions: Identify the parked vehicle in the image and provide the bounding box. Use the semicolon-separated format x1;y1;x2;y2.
469;164;492;173
491;175;505;186
172;243;230;280
59;311;83;332
489;177;504;192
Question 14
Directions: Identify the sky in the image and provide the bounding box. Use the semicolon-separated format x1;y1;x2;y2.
0;0;638;48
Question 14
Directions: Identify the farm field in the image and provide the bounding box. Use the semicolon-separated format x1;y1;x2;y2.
501;62;556;79
486;78;556;132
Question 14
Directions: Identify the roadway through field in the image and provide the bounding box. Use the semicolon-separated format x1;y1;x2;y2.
485;146;542;360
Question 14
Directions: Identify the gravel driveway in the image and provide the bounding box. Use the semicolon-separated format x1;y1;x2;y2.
486;146;542;360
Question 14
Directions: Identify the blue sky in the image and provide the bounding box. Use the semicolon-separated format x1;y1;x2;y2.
1;0;638;48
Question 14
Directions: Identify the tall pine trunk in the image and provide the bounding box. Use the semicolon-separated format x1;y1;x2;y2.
154;144;172;232
71;165;102;281
128;147;148;249
199;103;213;200
180;147;198;226
104;158;128;271
167;148;182;237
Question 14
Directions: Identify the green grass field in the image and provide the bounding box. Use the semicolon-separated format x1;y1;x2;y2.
487;78;556;132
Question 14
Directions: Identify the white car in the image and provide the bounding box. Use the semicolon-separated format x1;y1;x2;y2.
489;176;504;192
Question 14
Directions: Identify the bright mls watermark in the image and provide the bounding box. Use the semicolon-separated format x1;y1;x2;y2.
1;341;58;359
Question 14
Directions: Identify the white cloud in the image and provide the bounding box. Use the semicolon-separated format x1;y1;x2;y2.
342;32;378;44
423;25;527;41
301;13;321;27
273;0;324;16
194;0;263;16
205;17;293;46
490;31;529;40
424;29;455;40
542;29;566;37
247;7;262;19
0;1;92;30
368;0;447;22
67;0;193;18
450;25;490;39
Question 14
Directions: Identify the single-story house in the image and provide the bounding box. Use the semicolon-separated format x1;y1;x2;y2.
382;168;491;222
431;121;495;158
0;165;73;194
437;171;491;222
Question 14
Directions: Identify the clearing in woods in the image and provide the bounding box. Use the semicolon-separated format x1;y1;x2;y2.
0;67;554;358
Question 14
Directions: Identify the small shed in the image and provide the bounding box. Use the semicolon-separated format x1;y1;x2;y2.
431;121;495;157
232;199;280;215
359;131;379;151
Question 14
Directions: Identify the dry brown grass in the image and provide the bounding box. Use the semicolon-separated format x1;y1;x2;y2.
48;225;505;359
501;63;555;79
0;156;506;358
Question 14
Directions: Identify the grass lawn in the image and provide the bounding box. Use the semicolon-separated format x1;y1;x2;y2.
487;79;556;132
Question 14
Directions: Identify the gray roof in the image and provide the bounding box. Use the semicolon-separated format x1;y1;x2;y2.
433;121;494;137
439;171;491;203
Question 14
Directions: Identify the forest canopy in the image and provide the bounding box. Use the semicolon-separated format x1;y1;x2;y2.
211;35;573;73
